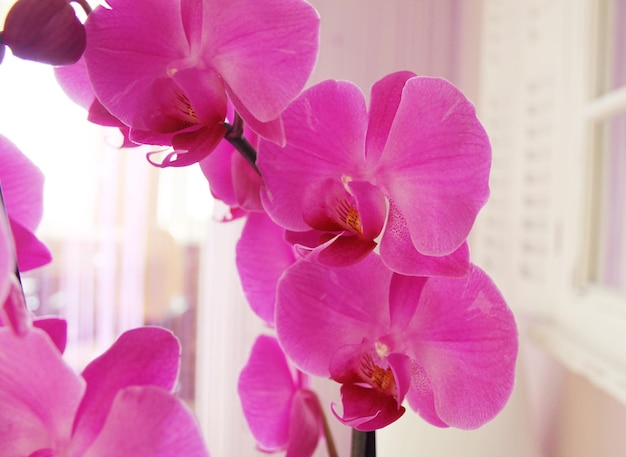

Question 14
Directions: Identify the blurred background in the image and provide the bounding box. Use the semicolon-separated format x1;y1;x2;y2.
1;0;626;456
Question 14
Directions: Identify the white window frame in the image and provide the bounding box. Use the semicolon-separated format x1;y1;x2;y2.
474;0;626;405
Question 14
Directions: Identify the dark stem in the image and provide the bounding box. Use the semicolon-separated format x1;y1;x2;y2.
351;430;376;457
223;112;261;176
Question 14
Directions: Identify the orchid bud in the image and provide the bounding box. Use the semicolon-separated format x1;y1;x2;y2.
2;0;85;65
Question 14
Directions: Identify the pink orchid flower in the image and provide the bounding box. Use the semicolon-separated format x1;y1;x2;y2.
0;324;210;456
257;72;490;276
0;135;51;334
236;212;296;325
276;253;518;431
0;202;30;334
0;203;12;312
238;334;322;457
82;0;320;167
0;135;51;271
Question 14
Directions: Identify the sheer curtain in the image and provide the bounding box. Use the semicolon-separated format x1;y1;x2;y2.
0;15;210;396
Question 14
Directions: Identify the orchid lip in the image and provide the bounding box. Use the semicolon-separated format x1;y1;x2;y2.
174;90;200;126
335;198;362;234
358;351;398;398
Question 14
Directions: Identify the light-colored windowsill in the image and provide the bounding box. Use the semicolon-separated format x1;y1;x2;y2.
528;285;626;406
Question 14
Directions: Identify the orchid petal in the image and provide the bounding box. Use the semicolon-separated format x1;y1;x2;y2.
33;316;67;353
70;327;181;454
1;274;31;335
377;77;491;256
0;328;84;456
258;80;368;231
224;207;248;221
315;236;377;267
180;0;203;51
365;70;416;163
126;72;221;163
405;361;448;428
231;152;263;211
0;205;11;306
199;122;262;211
54;58;95;111
238;335;296;450
387;353;412;405
83;0;190;129
236;213;295;325
388;274;427;333
130;129;176;149
349;180;387;239
225;86;285;145
0;135;50;271
162;126;225;168
380;200;470;277
300;179;384;253
9;218;52;271
329;342;374;385
302;179;357;233
405;265;518;429
332;384;405;431
170;67;227;128
82;386;209;457
329;343;410;410
199;139;239;207
0;135;44;234
55;58;135;147
286;390;321;457
137;77;202;134
205;0;319;123
276;255;391;376
87;99;128;129
284;229;334;253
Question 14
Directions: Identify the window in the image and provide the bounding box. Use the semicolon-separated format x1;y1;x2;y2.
473;0;626;405
589;0;626;294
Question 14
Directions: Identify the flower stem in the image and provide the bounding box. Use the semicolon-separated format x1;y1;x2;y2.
351;430;376;457
309;392;339;457
223;112;261;176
